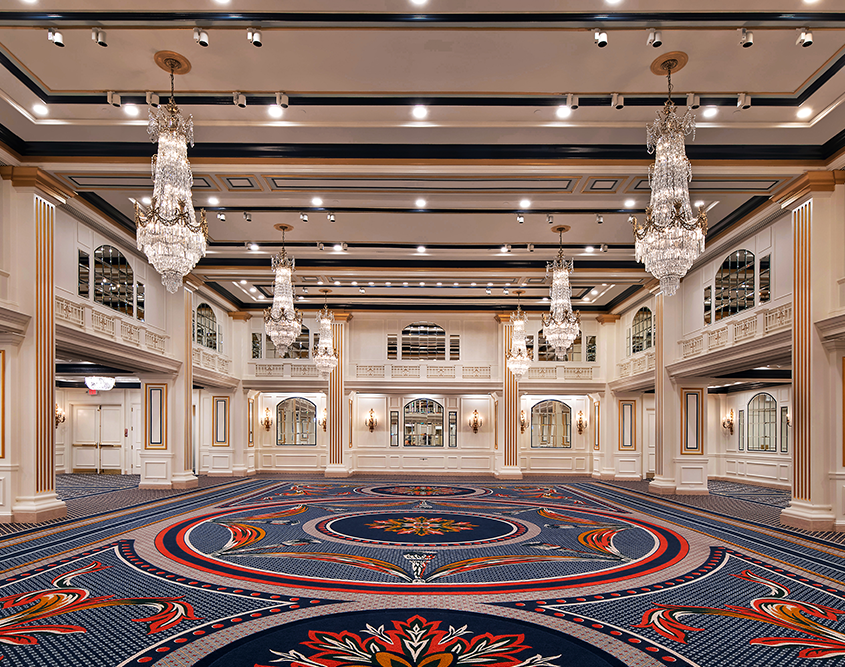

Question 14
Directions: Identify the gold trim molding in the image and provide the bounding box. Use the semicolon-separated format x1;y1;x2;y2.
0;166;75;204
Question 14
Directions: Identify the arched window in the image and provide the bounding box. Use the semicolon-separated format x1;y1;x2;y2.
531;400;572;448
283;325;311;359
747;392;777;452
93;245;135;317
631;307;653;354
196;303;217;351
276;398;317;446
714;249;755;321
401;322;446;360
403;398;444;447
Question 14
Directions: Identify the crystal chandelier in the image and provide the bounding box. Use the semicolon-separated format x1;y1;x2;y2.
85;376;115;391
506;290;532;380
135;59;207;294
542;229;580;359
264;227;302;355
631;57;707;297
313;289;339;379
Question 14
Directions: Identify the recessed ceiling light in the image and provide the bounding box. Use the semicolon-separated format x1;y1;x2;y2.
312;197;323;206
298;295;305;301
797;107;813;119
141;196;152;205
386;281;392;285
249;243;259;251
333;244;343;251
583;297;591;303
501;245;509;253
453;282;459;286
415;198;427;207
351;281;358;286
32;103;48;116
208;197;220;206
317;280;324;285
471;282;477;286
542;296;549;302
702;107;719;119
403;282;409;286
268;105;284;118
487;282;493;286
436;282;442;286
249;287;257;293
606;0;622;4
124;104;139;117
240;279;247;285
624;199;636;208
556;105;571;119
591;289;599;295
411;0;427;4
417;245;426;253
419;282;425;286
214;0;230;4
369;282;374;286
586;246;594;253
412;105;428;119
334;280;341;285
519;199;531;208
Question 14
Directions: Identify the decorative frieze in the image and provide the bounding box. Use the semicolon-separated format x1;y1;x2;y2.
733;316;757;342
709;326;729;350
765;303;793;334
145;331;167;354
681;335;704;358
427;366;456;378
120;321;141;346
528;367;557;380
91;310;115;337
55;297;84;328
292;364;318;377
255;364;285;377
563;366;594;380
391;365;421;378
356;365;386;378
462;365;491;379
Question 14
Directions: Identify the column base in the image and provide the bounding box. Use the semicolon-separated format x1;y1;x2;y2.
780;501;835;532
324;465;351;479
495;467;523;481
232;467;255;477
171;473;199;490
12;493;67;523
648;476;677;495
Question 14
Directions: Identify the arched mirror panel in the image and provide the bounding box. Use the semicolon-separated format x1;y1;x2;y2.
403;398;444;447
714;249;755;321
276;398;317;446
401;322;446;360
196;303;217;351
531;400;572;448
747;392;777;452
631;307;653;354
93;245;135;317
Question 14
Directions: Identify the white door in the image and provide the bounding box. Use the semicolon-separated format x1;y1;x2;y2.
131;403;142;473
646;409;656;476
99;405;123;473
71;405;123;473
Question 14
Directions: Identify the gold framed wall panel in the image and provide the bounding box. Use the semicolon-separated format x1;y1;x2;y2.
618;399;636;451
593;400;600;451
0;349;4;459
213;396;229;446
680;388;704;455
248;397;255;446
144;383;167;450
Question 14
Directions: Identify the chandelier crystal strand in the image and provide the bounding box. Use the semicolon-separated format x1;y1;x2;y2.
135;64;207;294
506;290;532;379
542;230;581;359
264;229;302;355
632;61;707;297
313;289;339;379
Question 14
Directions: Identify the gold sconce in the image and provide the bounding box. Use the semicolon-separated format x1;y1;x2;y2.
319;408;327;431
365;409;377;432
722;409;734;435
575;411;586;435
520;409;528;434
786;414;791;427
469;410;482;433
260;407;273;431
55;403;66;427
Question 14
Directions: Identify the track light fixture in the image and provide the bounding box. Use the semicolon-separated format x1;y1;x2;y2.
243;212;252;222
217;212;226;222
341;242;348;251
233;92;247;108
327;212;336;223
106;91;121;107
566;93;579;110
193;27;209;47
611;93;625;109
600;243;609;253
686;93;700;109
247;27;263;47
646;29;663;48
516;213;525;224
594;30;608;48
317;242;324;251
737;92;751;110
300;213;309;222
797;28;814;47
546;214;554;224
528;244;535;252
486;288;492;295
145;91;160;107
596;214;604;224
91;28;107;47
276;92;289;108
739;28;754;48
48;29;64;47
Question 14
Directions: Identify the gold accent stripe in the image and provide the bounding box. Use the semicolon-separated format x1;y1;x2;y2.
654;295;664;476
793;202;811;501
185;293;193;472
329;322;344;465
35;198;55;493
503;324;517;468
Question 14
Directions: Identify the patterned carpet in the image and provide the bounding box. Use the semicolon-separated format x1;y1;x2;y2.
2;477;844;667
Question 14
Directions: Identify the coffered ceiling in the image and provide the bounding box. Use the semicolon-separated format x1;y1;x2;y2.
0;1;838;312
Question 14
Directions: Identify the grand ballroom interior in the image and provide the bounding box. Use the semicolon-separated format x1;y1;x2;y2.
1;2;845;666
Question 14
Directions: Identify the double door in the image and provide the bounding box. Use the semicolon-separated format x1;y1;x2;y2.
72;405;123;473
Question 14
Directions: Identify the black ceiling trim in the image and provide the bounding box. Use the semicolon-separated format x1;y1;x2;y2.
601;284;644;311
77;192;137;234
707;381;790;395
707;195;771;240
207;241;635;251
206;205;644;215
56;380;141;389
2;11;844;23
717;369;791;380
197;257;643;270
56;362;132;374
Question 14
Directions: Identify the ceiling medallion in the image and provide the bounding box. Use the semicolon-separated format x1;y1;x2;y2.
631;52;707;297
506;290;532;380
313;289;339;380
135;52;207;294
542;226;580;359
265;224;303;356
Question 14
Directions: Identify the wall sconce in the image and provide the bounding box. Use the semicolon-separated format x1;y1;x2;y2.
575;411;586;435
365;409;377;432
786;413;791;427
55;403;66;427
260;407;273;431
469;410;482;433
722;409;734;435
520;410;528;434
319;408;327;431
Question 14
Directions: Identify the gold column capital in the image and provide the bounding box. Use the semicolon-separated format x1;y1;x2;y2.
773;170;844;209
333;313;353;322
229;311;252;321
0;166;75;204
596;313;621;325
495;314;512;324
